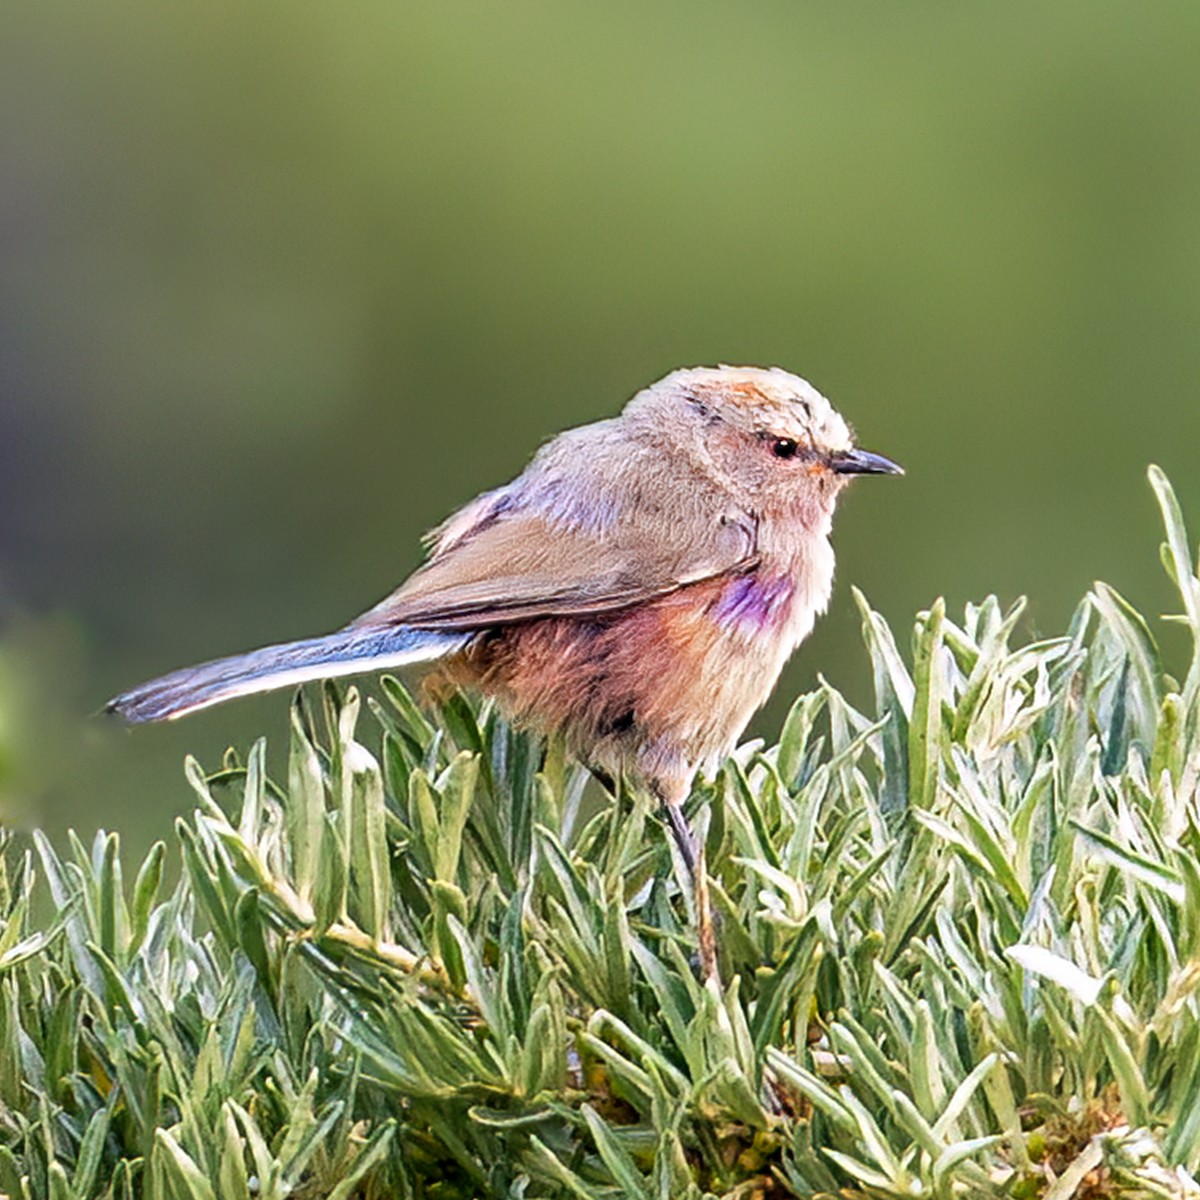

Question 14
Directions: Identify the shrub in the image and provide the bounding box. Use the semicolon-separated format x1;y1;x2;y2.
3;466;1200;1198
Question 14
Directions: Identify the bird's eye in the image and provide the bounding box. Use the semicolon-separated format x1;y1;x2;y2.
771;437;799;459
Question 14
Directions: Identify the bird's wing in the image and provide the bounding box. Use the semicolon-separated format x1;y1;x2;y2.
352;504;758;631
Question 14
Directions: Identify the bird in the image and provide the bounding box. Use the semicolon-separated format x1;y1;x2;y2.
108;365;901;975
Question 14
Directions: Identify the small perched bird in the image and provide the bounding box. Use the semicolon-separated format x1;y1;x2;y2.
109;365;900;970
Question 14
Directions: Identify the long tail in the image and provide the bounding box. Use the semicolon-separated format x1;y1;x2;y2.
106;625;469;723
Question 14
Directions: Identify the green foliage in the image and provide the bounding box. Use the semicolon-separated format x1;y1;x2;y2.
5;466;1200;1197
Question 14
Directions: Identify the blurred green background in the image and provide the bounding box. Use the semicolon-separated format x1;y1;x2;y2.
3;2;1199;854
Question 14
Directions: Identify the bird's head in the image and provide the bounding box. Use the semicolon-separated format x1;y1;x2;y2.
628;365;902;514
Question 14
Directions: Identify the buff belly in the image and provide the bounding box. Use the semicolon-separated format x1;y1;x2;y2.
440;571;814;796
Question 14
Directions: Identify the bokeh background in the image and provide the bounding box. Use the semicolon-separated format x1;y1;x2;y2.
3;2;1200;855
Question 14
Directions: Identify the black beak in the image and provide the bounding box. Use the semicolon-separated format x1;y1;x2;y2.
829;448;904;476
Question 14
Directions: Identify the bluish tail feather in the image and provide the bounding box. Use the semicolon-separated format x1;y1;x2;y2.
106;625;468;723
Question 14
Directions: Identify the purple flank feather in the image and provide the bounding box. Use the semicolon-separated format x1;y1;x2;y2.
713;574;795;633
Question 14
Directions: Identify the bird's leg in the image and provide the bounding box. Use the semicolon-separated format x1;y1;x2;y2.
664;803;698;872
658;779;719;984
693;835;719;985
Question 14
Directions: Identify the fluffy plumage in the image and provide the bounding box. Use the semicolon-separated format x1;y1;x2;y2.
108;365;900;807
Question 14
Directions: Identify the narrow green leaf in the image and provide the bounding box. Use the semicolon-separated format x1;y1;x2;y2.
582;1105;650;1198
129;840;165;954
1149;464;1200;630
325;1119;396;1200
342;738;392;940
217;1103;251;1200
0;1144;26;1200
153;1130;218;1200
312;811;348;933
71;1099;114;1198
289;700;327;907
909;598;945;812
433;752;478;883
526;1134;607;1200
